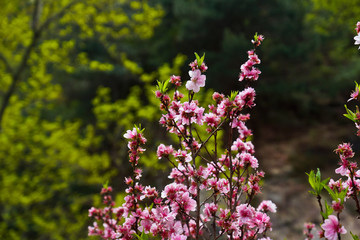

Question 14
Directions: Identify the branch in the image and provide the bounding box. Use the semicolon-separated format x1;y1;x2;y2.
37;0;80;34
0;52;14;75
32;0;41;32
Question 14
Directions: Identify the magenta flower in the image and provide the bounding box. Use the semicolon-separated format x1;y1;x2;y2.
237;204;255;224
322;215;346;240
186;69;206;93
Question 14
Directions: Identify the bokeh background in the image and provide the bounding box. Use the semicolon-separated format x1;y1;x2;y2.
1;0;360;239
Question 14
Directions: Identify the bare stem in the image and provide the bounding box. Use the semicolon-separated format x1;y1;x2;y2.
317;195;325;222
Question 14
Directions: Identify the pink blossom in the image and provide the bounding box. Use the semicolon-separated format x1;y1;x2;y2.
356;21;360;34
239;152;259;169
348;85;360;102
203;203;218;219
332;200;344;212
252;34;264;47
178;192;196;214
143;186;158;198
161;183;187;200
257;200;277;213
173;149;192;163
249;211;270;233
335;143;354;159
171;234;187;240
335;158;349;176
186;69;206;93
204;112;221;128
123;128;137;140
177;101;204;126
355;33;360;49
238;87;256;108
322;215;347;240
189;59;208;72
237;204;255;224
170;75;182;86
239;51;262;82
157;144;174;159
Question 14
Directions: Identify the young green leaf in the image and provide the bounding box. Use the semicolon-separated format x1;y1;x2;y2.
156;80;169;94
307;169;328;196
320;200;333;219
229;90;239;101
194;52;205;67
102;180;109;189
344;105;356;122
134;230;150;240
351;232;360;240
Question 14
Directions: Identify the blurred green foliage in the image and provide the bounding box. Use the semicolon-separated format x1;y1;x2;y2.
0;0;163;239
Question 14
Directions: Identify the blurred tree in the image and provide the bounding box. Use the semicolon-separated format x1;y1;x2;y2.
139;0;360;128
0;0;163;239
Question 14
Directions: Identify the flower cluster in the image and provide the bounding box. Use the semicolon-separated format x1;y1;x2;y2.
304;22;360;240
186;55;207;93
303;222;315;240
88;34;276;240
239;50;262;82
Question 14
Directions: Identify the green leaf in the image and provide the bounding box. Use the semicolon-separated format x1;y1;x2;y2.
254;32;259;41
344;105;356;122
194;52;205;66
229;90;239;101
351;232;360;240
307;169;326;195
134;230;150;240
306;170;316;190
134;124;145;133
308;190;317;196
323;184;337;200
103;180;109;189
156;80;169;94
320;201;333;219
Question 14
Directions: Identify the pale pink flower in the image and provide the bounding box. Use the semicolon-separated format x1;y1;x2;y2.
157;144;174;159
355;33;360;49
203;203;218;219
123;128;137;140
171;234;187;240
335;158;349;176
186;69;206;92
322;215;346;240
257;200;277;213
179;192;196;214
173;149;192;163
356;21;360;34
